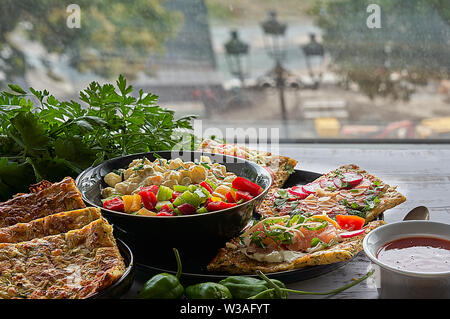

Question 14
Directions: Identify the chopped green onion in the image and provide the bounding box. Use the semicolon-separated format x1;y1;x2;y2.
200;162;211;169
310;237;320;247
302;218;328;231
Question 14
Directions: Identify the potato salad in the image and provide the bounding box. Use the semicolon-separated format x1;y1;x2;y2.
101;156;263;216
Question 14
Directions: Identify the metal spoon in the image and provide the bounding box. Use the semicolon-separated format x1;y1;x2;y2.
403;206;430;221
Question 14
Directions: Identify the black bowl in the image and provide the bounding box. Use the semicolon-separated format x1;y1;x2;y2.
76;151;272;254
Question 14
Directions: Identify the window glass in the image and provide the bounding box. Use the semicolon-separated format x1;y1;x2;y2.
0;0;449;141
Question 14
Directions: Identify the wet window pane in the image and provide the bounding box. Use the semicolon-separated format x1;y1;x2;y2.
0;0;449;140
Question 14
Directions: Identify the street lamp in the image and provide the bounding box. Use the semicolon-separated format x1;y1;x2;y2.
261;10;287;63
224;30;250;86
260;10;289;125
301;33;325;89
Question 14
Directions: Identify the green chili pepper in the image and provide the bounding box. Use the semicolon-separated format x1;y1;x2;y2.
138;248;184;299
218;276;287;299
185;282;232;299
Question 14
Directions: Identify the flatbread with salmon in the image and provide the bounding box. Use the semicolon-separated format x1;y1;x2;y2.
257;164;406;222
199;138;297;187
207;214;384;274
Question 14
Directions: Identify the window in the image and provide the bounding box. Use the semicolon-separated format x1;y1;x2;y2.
0;0;449;141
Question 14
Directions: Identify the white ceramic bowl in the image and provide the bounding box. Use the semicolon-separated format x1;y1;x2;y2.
363;220;450;299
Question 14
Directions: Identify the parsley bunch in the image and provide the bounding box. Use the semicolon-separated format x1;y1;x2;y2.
0;75;196;200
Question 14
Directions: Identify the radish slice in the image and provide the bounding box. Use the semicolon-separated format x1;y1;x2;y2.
340;229;365;238
333;177;344;189
288;186;308;199
342;172;364;187
319;179;336;190
302;183;321;194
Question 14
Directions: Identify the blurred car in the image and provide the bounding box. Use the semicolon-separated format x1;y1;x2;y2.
416;117;450;138
314;117;341;137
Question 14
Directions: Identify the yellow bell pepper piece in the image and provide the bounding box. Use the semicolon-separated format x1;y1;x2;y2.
123;194;142;213
210;196;223;202
212;185;232;200
136;207;157;216
312;214;341;229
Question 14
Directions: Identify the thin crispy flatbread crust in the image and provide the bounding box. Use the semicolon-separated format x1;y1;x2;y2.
258;164;406;222
199;139;298;187
0;218;125;299
319;164;406;222
207;220;384;274
273;156;298;188
0;207;101;244
0;177;86;228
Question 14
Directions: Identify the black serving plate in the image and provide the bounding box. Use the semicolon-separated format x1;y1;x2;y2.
89;239;135;299
130;169;353;285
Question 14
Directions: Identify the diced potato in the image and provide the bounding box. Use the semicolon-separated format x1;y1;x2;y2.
114;182;129;195
123;168;134;180
147;175;162;186
200;156;212;163
101;187;117;198
168;158;183;170
180;176;192;186
189;165;207;183
162;179;176;188
168;171;182;183
104;172;122;187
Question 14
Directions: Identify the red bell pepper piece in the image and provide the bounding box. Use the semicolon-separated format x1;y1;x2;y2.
140;185;159;195
226;191;235;203
157;211;174;216
170;191;182;202
231;177;262;197
200;181;214;194
206;201;237;212
103;197;125;212
204;197;213;207
177;203;197;215
157;204;174;216
139;189;158;210
235;190;253;202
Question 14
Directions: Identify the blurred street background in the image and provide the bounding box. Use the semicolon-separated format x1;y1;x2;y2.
1;0;449;140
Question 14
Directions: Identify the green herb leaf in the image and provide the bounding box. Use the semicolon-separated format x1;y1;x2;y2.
0;74;196;199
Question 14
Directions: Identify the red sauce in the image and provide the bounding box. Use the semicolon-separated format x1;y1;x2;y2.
376;236;450;273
